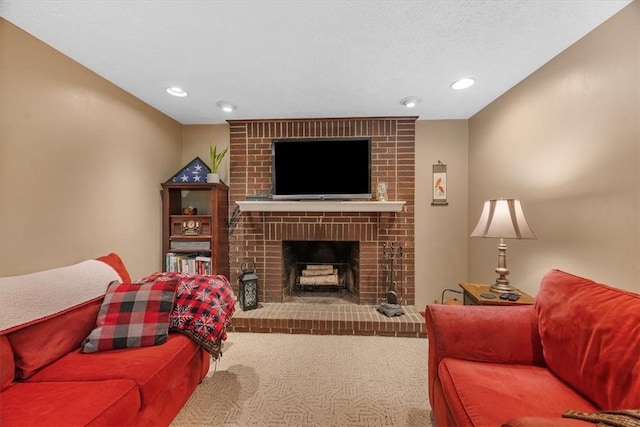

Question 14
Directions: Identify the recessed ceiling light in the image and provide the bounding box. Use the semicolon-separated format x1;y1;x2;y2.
400;97;420;108
451;78;475;90
216;100;237;113
166;87;188;97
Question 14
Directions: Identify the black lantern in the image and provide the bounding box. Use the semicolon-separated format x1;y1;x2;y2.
238;261;259;310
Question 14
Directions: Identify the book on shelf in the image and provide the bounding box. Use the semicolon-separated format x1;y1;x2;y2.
165;253;212;275
195;255;212;275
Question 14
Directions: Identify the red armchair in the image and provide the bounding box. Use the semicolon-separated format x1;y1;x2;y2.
425;270;640;427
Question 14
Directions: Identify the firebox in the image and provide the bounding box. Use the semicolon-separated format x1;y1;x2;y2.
282;241;359;300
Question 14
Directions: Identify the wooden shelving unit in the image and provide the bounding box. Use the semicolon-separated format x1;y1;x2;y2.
161;182;229;279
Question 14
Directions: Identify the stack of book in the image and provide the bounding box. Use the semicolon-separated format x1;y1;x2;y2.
165;253;212;275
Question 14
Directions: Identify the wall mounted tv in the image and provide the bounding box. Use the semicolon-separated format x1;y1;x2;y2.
271;138;372;200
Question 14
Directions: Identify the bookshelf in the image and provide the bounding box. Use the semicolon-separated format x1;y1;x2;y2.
161;182;229;278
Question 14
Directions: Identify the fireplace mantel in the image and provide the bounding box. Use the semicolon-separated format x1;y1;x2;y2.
236;200;405;213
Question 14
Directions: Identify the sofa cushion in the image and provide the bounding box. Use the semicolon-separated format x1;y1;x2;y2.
0;336;15;390
81;280;175;353
29;333;200;409
535;270;640;410
438;358;597;426
0;379;140;427
8;299;102;380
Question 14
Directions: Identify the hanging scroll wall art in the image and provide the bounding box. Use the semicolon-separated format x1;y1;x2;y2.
432;161;448;206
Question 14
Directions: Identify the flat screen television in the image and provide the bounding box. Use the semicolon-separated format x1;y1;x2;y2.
271;138;372;200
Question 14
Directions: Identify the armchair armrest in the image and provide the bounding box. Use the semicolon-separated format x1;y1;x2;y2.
425;304;545;405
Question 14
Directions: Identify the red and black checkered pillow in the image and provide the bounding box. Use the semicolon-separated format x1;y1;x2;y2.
81;280;176;353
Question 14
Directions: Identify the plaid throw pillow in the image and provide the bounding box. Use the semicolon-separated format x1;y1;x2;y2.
81;280;176;353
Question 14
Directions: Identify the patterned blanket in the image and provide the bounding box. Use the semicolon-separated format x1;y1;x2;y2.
136;272;236;359
563;409;640;427
0;260;121;333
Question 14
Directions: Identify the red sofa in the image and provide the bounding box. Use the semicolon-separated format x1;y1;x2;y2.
0;254;212;426
425;269;640;427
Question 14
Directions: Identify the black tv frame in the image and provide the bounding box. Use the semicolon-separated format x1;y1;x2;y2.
271;137;372;201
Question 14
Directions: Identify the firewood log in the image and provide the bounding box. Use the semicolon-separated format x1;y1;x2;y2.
299;271;339;285
301;267;334;276
305;264;333;270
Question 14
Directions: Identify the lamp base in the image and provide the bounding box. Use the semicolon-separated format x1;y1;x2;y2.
489;239;516;293
489;282;517;294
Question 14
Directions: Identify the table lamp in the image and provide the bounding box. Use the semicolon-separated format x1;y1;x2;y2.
470;199;536;293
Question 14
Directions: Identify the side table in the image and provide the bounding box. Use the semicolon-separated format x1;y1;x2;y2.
459;283;534;306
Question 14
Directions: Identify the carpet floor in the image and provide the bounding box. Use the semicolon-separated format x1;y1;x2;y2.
171;332;432;427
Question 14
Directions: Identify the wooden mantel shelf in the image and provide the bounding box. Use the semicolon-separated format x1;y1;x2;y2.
236;200;406;213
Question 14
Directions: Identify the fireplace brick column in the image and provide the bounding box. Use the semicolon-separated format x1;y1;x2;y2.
228;117;416;305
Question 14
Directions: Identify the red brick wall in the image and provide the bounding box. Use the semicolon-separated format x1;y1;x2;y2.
228;117;416;305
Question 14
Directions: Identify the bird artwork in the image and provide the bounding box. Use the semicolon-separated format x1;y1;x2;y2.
434;176;445;196
432;163;448;206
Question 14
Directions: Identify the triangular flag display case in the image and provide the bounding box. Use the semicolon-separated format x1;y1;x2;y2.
166;157;211;183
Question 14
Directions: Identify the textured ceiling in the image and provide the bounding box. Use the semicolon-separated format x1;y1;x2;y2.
1;1;632;125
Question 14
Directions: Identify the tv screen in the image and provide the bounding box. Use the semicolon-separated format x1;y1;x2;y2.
272;138;372;200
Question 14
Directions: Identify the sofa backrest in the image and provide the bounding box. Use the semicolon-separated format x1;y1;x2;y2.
1;336;15;391
535;269;640;410
8;299;103;380
0;253;131;383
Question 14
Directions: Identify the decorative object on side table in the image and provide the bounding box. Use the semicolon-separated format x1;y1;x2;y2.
207;144;228;183
470;199;536;293
238;260;259;310
459;282;534;305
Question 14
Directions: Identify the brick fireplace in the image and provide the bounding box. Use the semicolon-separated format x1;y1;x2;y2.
228;117;416;306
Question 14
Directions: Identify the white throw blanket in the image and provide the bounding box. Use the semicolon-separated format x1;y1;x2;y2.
0;259;121;333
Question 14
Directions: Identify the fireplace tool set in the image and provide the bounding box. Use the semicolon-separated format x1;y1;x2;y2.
378;242;405;317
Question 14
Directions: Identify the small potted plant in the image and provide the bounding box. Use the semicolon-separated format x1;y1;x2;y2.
207;144;228;183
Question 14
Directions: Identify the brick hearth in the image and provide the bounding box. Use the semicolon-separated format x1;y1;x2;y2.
228;117;417;310
228;300;426;338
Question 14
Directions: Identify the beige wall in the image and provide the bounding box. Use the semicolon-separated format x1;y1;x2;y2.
468;1;640;294
414;120;469;308
0;19;183;280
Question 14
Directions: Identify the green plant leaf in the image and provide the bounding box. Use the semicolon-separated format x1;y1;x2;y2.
209;145;228;173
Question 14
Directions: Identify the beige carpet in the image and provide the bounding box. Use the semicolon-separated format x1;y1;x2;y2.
171;332;432;426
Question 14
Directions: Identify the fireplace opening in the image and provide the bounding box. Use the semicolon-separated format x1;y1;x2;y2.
282;241;359;301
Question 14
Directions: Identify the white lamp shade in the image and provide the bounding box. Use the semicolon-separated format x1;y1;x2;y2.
471;199;536;240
